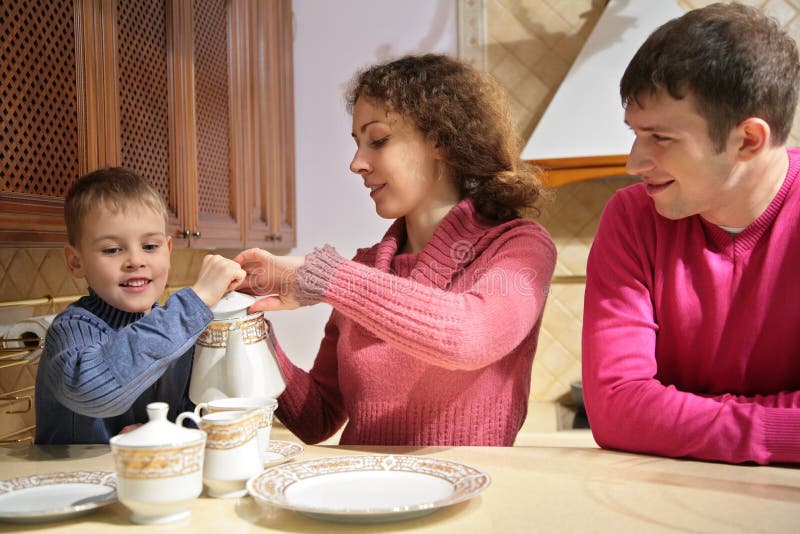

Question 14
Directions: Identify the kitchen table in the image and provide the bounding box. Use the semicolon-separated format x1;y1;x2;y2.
0;432;797;533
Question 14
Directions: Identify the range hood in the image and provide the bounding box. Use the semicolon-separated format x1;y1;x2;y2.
520;0;683;187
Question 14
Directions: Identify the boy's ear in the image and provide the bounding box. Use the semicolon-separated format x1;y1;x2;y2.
64;245;85;279
166;235;173;253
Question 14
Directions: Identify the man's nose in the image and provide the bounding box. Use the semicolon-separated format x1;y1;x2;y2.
625;137;654;176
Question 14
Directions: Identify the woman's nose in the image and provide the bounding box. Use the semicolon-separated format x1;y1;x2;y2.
625;137;654;176
349;149;371;175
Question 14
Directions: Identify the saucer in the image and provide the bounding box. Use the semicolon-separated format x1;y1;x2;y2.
263;440;304;467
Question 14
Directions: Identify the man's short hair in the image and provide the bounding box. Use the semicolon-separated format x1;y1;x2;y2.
620;2;800;152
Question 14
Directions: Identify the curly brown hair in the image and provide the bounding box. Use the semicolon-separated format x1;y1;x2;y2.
346;54;542;221
621;2;800;152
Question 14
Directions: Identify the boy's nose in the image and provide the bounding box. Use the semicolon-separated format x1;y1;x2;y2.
124;252;145;269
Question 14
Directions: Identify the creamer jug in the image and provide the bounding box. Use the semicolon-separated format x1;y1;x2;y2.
189;291;286;404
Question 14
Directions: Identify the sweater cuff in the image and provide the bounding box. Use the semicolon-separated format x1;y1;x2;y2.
293;245;345;306
761;407;800;463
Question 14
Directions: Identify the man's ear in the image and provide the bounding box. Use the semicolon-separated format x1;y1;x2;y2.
735;117;770;161
64;245;85;279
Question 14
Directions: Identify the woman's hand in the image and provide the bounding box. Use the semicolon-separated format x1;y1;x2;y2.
233;248;306;312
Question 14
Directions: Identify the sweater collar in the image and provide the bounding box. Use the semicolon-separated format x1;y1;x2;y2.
373;198;496;288
80;288;146;329
702;148;799;251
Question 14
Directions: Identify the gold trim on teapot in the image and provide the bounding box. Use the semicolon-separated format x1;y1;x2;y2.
196;313;268;348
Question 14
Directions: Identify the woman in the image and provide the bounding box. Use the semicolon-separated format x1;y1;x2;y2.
235;54;556;446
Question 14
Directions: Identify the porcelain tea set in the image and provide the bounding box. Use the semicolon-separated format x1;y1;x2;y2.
109;292;287;524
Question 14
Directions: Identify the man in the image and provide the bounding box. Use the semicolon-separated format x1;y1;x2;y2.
582;2;800;464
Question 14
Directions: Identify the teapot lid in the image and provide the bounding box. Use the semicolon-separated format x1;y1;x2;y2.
210;291;257;319
110;402;204;447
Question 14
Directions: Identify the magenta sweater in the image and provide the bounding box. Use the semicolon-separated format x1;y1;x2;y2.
269;198;556;446
583;148;800;464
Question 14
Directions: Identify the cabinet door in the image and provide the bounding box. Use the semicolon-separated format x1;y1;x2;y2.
0;0;80;245
230;0;295;252
116;0;195;247
191;0;245;248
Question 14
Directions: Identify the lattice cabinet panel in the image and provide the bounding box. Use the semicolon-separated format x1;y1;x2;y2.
194;0;232;220
0;0;79;244
116;0;172;213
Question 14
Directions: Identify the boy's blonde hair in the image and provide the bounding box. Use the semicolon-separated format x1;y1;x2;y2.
64;167;168;246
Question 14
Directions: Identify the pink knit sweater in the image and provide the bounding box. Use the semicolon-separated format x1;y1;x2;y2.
583;148;800;464
269;198;556;446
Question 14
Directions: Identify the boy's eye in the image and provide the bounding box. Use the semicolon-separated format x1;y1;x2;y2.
102;247;121;255
143;243;160;252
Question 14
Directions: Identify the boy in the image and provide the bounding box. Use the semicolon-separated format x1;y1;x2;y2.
35;167;246;443
582;3;800;464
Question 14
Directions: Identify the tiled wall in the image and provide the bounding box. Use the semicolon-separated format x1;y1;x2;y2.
481;0;800;401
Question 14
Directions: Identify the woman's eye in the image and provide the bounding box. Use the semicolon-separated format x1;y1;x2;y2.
369;136;389;148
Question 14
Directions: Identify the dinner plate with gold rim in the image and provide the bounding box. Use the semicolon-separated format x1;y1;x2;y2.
263;439;304;467
0;470;117;523
246;454;490;523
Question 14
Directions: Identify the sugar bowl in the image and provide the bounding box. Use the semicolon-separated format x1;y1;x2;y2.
109;402;206;524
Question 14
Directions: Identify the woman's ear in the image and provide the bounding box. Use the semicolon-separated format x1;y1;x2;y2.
64;245;85;279
735;117;770;161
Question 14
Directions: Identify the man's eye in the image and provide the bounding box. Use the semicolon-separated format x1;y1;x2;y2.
652;134;672;142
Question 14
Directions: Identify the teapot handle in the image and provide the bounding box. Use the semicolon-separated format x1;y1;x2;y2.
176;411;201;428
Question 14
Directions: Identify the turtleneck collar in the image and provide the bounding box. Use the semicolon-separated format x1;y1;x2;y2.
79;288;147;329
372;197;514;289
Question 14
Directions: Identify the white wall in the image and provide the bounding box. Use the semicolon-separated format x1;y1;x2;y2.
267;0;459;370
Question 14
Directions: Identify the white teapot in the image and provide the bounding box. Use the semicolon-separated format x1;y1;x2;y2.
189;291;286;404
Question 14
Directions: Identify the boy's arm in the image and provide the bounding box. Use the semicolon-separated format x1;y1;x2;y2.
38;288;212;418
582;194;800;465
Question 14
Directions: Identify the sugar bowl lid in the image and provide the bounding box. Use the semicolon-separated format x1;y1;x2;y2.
210;291;257;319
110;402;204;447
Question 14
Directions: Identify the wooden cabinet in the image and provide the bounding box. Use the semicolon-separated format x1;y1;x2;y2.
0;0;295;251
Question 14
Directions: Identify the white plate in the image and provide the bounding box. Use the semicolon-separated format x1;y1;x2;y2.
0;470;117;524
247;454;490;523
263;440;304;467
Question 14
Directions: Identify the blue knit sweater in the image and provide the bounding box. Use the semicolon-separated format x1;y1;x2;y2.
35;287;212;444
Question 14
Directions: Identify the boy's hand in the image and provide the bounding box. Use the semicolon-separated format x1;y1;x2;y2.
191;254;247;308
233;248;305;311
